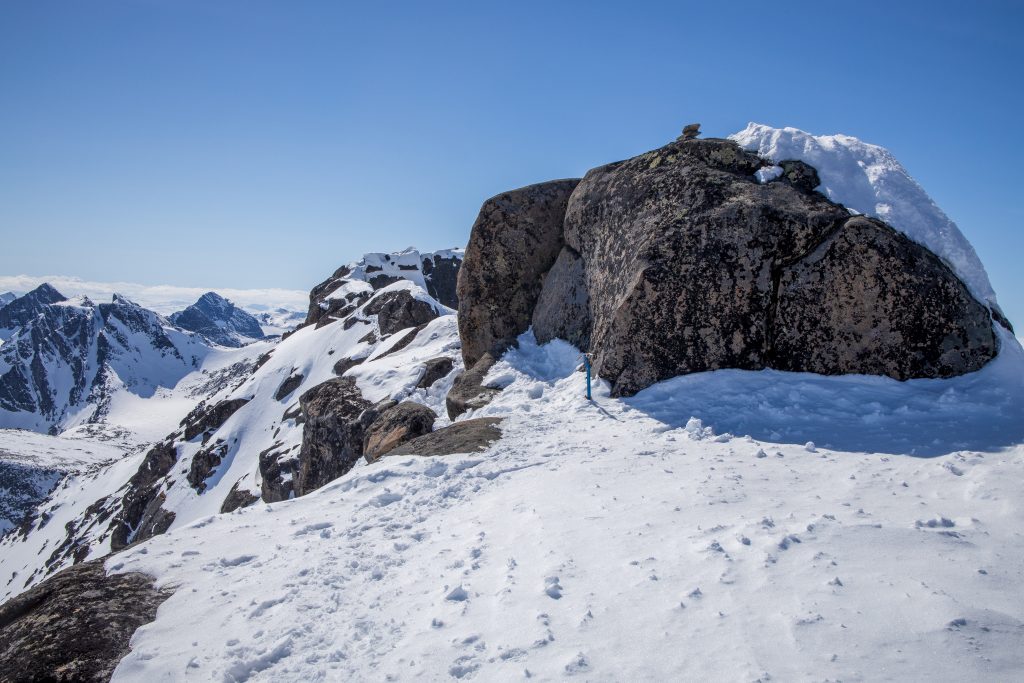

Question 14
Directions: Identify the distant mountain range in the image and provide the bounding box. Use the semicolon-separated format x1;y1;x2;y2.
0;286;288;434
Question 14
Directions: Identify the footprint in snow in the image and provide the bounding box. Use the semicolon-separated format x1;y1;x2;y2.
544;576;563;599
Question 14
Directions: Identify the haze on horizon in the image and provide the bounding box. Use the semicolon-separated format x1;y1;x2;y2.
2;0;1022;327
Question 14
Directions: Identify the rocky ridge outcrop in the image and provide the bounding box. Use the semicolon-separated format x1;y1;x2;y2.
0;559;169;682
457;136;998;397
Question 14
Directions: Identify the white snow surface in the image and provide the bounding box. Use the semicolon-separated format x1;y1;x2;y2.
109;331;1024;681
730;123;999;308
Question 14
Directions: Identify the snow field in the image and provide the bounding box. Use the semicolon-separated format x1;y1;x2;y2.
110;333;1024;681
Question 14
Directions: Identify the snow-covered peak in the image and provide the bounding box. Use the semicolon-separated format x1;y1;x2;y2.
170;291;265;347
730;123;998;309
0;293;15;309
0;283;67;335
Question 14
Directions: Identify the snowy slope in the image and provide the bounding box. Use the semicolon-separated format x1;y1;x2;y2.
109;330;1024;681
0;252;464;599
730;123;1000;310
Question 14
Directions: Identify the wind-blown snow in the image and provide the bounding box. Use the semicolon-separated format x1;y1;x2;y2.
108;331;1024;681
730;123;999;308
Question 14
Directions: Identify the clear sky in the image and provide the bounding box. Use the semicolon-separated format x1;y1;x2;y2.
2;1;1022;326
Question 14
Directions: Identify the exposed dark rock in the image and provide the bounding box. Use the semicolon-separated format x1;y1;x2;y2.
369;274;402;290
417;357;454;389
169;292;264;347
332;356;366;376
181;398;249;442
187;441;228;493
445;353;502;420
0;284;66;331
421;253;462;309
387;417;503;457
373;325;425;360
294;378;383;496
518;137;997;395
778;159;821;192
274;372;304;401
304;266;352;326
110;440;179;551
0;559;171;683
359;330;378;345
343;316;366;330
363;402;437;463
457;179;581;368
220;480;260;513
364;289;439;336
772;216;995;378
258;443;297;503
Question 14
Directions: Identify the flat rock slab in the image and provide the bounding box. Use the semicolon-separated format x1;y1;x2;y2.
387;418;504;457
0;558;170;682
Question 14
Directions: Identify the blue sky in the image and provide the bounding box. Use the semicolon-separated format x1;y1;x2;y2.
2;1;1022;326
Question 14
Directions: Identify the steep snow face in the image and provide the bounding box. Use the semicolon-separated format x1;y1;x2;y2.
730;123;999;309
169;292;266;347
0;429;125;536
108;330;1024;681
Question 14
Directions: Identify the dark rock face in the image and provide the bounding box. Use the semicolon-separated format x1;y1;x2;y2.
363;290;439;336
220;480;260;513
446;354;502;420
513;137;997;396
258;443;298;503
417;357;454;389
181;398;249;442
110;441;178;551
187;441;228;493
169;292;265;347
332;356;366;377
305;266;352;326
294;378;380;496
779;159;821;192
457;179;581;368
363;402;437;463
0;283;66;331
421;253;461;309
387;417;503;457
274;372;304;401
0;558;170;682
772;216;996;378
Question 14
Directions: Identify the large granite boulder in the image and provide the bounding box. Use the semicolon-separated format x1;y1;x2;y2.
363;401;437;463
386;417;504;457
517;137;997;396
772;216;996;379
457;179;581;368
294;378;382;496
0;559;170;682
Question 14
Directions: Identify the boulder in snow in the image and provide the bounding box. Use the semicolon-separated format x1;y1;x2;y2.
363;402;437;463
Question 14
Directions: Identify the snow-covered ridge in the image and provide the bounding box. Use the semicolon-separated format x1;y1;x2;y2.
730;123;999;309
